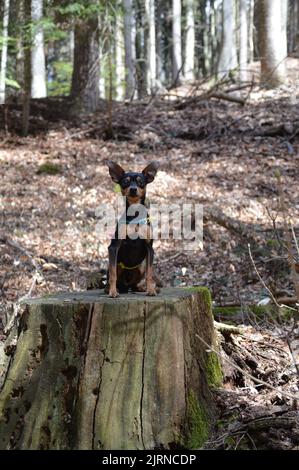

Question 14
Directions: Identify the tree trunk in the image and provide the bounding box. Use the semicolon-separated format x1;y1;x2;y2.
0;0;10;104
145;0;156;93
31;0;47;98
22;0;31;137
210;0;218;75
0;287;222;450
172;0;183;83
99;38;106;98
198;0;206;76
184;0;195;81
15;0;24;91
258;0;287;88
156;0;164;85
217;0;238;79
123;0;136;100
248;0;255;62
98;12;106;99
70;3;100;114
135;0;148;98
288;0;299;53
239;0;248;82
204;1;212;76
115;6;124;101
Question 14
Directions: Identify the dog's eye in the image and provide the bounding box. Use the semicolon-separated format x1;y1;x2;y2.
121;177;130;188
136;177;145;187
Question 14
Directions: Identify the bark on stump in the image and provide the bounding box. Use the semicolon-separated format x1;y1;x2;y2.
0;287;222;450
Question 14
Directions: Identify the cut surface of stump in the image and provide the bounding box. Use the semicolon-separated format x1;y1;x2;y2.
0;287;222;450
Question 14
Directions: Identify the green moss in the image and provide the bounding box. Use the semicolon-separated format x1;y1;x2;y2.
185;390;209;449
37;162;61;175
193;286;212;310
206;351;223;388
186;286;212;305
213;306;240;316
213;305;294;320
266;239;280;248
185;287;223;388
185;286;212;314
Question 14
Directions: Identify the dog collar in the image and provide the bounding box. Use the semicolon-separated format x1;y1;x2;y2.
118;261;141;270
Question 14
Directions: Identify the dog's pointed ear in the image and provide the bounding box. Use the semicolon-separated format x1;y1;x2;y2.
107;161;125;183
142;161;159;183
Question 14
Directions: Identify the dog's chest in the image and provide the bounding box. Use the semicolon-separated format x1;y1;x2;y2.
118;236;147;262
118;222;151;241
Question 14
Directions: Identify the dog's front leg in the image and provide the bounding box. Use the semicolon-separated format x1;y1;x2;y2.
145;241;156;296
108;240;121;297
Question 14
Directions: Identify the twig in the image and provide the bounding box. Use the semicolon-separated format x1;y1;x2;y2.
291;225;299;257
209;411;298;449
0;235;45;333
0;272;7;298
4;274;38;334
285;336;299;380
276;173;299;304
159;251;183;264
0;234;41;273
65;125;103;140
195;332;298;401
248;243;296;312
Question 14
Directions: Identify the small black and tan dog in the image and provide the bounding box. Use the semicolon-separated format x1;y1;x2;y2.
106;160;159;298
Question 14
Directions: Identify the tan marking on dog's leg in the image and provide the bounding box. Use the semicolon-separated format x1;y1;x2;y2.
108;243;120;297
146;245;156;296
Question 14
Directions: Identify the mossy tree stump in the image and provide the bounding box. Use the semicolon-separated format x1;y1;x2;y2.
0;287;222;450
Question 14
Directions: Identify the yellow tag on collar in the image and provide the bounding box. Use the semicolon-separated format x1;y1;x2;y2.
114;183;121;193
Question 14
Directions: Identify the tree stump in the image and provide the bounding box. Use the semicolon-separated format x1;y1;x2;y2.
0;287;222;450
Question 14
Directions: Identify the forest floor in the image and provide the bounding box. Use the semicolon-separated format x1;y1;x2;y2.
0;59;298;449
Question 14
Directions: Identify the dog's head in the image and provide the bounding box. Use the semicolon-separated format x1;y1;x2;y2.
107;161;159;204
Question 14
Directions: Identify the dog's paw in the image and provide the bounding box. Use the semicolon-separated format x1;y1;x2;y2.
109;289;119;298
146;287;157;296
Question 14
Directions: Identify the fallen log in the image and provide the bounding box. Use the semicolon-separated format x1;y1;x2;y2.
276;296;299;306
210;92;246;106
0;287;222;450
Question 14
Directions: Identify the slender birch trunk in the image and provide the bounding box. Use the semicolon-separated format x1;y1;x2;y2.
156;0;164;84
22;0;32;136
99;39;105;98
115;8;124;101
0;0;10;104
217;0;238;79
31;0;47;98
184;0;195;81
145;0;156;93
239;0;248;81
172;0;182;83
123;0;136;99
248;0;254;62
136;0;147;98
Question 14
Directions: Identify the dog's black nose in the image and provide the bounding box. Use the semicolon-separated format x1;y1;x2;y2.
129;187;137;195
